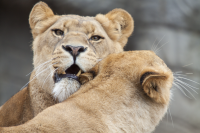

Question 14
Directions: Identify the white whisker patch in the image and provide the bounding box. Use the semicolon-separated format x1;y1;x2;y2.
173;72;199;99
53;79;81;102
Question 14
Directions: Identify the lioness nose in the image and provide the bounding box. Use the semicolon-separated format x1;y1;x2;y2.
62;45;87;61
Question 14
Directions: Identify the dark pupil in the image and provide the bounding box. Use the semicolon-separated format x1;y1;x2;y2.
55;30;63;35
92;36;100;41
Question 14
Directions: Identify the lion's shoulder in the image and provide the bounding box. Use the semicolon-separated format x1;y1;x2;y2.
0;87;33;126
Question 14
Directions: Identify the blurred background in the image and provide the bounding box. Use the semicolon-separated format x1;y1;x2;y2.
0;0;200;132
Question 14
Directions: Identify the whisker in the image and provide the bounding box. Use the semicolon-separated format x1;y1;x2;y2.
154;42;169;54
42;68;58;88
174;73;196;79
26;71;33;77
151;37;157;52
152;35;165;52
182;63;193;67
26;60;52;76
186;73;193;75
173;82;192;99
175;81;196;99
168;107;174;127
176;77;200;85
20;66;50;90
174;77;199;91
41;69;52;88
180;81;199;93
174;71;183;74
166;109;169;123
173;73;187;77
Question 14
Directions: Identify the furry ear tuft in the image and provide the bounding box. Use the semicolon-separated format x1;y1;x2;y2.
95;8;134;48
140;71;172;104
29;2;59;38
29;2;54;30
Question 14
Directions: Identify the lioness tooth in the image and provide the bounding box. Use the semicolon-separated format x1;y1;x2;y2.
62;71;66;74
76;70;81;76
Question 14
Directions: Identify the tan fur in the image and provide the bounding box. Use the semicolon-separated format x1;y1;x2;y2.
0;51;173;133
0;1;133;127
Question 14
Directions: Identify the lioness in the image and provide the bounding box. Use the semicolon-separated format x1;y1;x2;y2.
0;2;133;126
0;51;173;133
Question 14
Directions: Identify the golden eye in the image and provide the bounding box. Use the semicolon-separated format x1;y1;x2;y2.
90;35;103;41
52;29;64;36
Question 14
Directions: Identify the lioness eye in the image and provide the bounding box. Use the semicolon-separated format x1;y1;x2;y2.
53;29;64;36
90;35;103;41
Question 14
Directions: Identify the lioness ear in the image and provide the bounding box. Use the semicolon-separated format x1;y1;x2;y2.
95;8;134;47
140;71;172;104
29;2;58;38
29;2;54;30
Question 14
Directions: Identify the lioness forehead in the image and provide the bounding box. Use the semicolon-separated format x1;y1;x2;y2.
61;15;94;21
99;51;169;72
52;15;104;34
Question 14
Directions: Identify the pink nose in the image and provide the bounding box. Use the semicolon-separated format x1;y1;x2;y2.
62;45;87;61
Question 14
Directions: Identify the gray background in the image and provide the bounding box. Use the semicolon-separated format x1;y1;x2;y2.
0;0;200;132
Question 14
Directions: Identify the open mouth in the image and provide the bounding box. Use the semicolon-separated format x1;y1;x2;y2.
53;64;82;83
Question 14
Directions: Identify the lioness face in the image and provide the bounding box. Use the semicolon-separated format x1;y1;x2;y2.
35;16;117;102
29;2;134;102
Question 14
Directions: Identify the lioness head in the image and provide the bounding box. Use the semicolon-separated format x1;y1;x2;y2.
29;2;134;102
83;51;173;104
80;51;173;132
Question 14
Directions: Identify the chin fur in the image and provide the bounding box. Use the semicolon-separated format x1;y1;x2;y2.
53;78;81;102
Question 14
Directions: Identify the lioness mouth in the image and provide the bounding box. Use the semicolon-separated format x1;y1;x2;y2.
53;64;82;83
